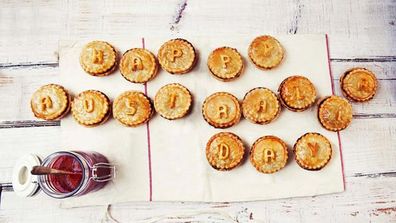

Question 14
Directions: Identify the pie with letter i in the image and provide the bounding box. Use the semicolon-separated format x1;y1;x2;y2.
278;75;317;112
157;38;197;74
30;84;71;120
202;92;241;128
248;35;284;69
113;91;153;127
340;67;378;102
318;95;353;131
250;136;288;173
242;87;281;124
207;47;244;81
71;90;111;127
294;132;332;170
119;48;158;83
80;41;118;76
206;132;245;171
154;83;192;120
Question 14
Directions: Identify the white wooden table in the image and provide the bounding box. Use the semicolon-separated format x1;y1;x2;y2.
0;0;395;222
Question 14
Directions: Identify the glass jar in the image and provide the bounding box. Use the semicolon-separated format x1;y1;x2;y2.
38;151;115;199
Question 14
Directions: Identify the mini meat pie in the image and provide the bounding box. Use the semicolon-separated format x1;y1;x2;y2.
30;84;71;120
207;47;244;81
206;132;245;171
278;75;317;112
119;48;158;84
80;41;118;76
157;38;197;74
154;83;192;120
294;132;332;170
242;87;281;124
71;90;111;127
202;92;241;128
250;136;288;174
248;35;284;69
318;95;353;131
340;67;378;102
113;91;153;127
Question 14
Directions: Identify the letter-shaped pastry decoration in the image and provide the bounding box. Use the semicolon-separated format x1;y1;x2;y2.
263;148;275;163
125;99;137;116
40;96;53;111
218;143;230;160
217;105;229;119
83;98;94;113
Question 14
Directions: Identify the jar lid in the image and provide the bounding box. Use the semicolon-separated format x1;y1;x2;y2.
12;154;41;197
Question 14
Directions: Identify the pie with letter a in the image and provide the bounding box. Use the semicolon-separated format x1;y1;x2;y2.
80;41;117;76
119;48;158;84
206;132;245;171
318;95;353;131
250;136;288;173
202;92;241;128
113;91;153;127
248;35;284;69
242;87;281;124
294;132;332;170
157;38;197;74
207;47;244;81
71;90;111;127
154;83;192;120
30;84;71;120
278;75;317;112
340;67;378;102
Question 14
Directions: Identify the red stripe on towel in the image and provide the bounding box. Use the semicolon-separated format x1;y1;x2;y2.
142;37;153;201
326;34;346;190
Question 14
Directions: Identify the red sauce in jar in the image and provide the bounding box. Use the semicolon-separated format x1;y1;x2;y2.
48;155;83;193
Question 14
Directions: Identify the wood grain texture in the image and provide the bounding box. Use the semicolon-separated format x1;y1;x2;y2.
0;0;395;222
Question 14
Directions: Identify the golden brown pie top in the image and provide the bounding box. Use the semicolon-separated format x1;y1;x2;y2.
207;47;243;81
294;132;332;170
202;92;241;128
157;39;196;74
154;83;192;120
250;136;288;173
242;87;280;124
113;91;152;126
318;96;353;131
341;68;377;102
71;90;110;126
80;41;117;76
248;35;284;69
119;48;158;83
279;76;316;111
30;84;70;120
206;132;245;170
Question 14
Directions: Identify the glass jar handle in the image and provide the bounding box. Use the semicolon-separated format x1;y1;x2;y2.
91;163;115;182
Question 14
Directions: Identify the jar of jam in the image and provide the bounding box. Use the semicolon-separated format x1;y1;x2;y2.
37;151;115;199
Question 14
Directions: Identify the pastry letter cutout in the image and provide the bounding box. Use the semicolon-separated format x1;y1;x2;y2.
169;48;183;62
91;48;104;64
307;142;319;157
125;99;137;115
221;54;231;69
168;93;177;109
263;148;275;163
83;99;94;113
40;96;53;111
217;105;229;119
131;56;143;71
218;143;230;160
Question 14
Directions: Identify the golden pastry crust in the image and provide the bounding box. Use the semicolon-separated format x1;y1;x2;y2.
80;41;117;76
119;48;158;84
113;91;153;127
318;96;353;131
154;83;192;120
207;47;244;81
71;90;111;127
294;132;332;170
340;67;378;102
279;76;317;112
157;38;197;74
202;92;241;128
206;132;245;171
250;136;288;173
248;35;284;69
242;87;281;124
30;84;71;120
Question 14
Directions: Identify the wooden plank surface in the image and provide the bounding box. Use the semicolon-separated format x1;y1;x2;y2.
0;0;395;222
